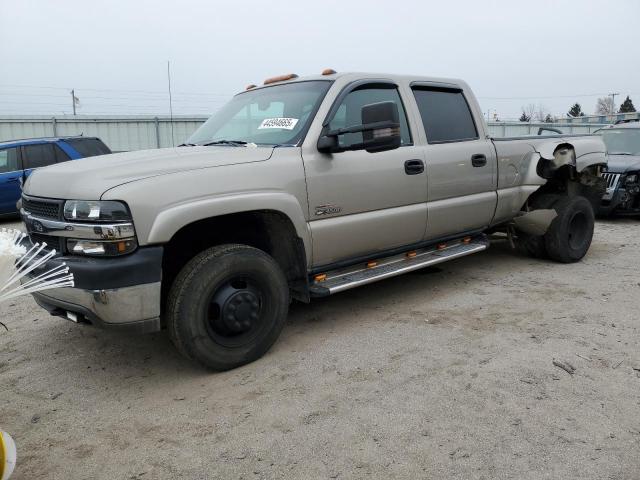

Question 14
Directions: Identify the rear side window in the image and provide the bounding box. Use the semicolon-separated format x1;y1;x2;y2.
22;144;58;169
65;138;111;157
0;147;19;173
412;88;478;143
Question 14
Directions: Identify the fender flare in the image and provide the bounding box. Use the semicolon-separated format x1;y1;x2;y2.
147;192;311;262
535;137;606;172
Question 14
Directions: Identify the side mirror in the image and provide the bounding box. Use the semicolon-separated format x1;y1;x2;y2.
317;101;402;154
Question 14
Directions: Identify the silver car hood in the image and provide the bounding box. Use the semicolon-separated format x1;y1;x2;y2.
23;146;273;200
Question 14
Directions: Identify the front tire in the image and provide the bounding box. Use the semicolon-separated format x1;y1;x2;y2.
166;244;289;371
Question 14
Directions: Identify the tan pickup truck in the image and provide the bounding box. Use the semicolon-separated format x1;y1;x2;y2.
21;70;607;370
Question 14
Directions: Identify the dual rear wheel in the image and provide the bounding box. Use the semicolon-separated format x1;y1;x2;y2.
517;194;595;263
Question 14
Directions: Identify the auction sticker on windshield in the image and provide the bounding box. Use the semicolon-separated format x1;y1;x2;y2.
258;118;299;130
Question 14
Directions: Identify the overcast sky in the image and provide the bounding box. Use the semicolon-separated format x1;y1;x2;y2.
0;0;638;120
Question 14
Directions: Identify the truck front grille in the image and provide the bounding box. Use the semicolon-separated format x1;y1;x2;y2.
603;172;621;190
22;196;63;220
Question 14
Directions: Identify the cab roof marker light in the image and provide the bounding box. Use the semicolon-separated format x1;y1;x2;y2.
322;68;337;75
245;84;257;90
263;73;299;85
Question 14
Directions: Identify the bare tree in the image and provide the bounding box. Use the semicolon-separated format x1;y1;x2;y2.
534;104;550;122
595;97;615;115
519;103;535;122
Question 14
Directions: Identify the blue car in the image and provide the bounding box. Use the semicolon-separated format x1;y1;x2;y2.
0;136;111;216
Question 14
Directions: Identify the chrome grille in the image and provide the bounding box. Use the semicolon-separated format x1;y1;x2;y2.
602;172;621;190
22;196;63;220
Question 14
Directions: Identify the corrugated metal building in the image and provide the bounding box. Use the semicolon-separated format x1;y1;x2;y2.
0;115;608;152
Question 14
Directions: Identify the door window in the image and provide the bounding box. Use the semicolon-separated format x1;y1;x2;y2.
0;148;19;173
328;85;412;148
64;138;111;157
412;88;478;143
22;144;58;169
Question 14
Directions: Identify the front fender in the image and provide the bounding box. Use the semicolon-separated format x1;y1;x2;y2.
146;192;311;261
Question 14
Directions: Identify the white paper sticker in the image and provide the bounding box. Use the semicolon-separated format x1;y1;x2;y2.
258;117;299;130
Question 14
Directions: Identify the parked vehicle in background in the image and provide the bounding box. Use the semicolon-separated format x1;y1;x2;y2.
597;120;640;217
20;71;607;371
0;136;111;216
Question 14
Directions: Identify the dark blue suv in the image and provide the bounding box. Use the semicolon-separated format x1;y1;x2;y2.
0;136;111;216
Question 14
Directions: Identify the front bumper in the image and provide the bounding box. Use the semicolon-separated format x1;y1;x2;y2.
598;187;640;216
24;244;164;333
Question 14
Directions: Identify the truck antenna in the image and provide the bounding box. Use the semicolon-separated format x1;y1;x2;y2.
167;61;175;147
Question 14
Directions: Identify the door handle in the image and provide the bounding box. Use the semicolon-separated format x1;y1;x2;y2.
404;159;424;175
471;154;487;167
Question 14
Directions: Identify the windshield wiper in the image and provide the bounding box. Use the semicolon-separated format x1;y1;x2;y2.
609;152;633;155
201;140;248;147
178;143;197;147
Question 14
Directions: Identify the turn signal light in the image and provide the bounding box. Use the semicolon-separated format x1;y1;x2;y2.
263;73;299;85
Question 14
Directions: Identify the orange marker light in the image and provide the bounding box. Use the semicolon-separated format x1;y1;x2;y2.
245;84;257;90
437;243;447;250
322;68;337;75
462;236;472;244
406;251;417;258
263;73;299;85
367;261;377;268
314;274;327;282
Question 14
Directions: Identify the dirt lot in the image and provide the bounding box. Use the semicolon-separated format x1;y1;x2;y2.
1;218;639;480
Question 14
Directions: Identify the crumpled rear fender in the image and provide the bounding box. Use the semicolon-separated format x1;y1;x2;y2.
536;137;607;172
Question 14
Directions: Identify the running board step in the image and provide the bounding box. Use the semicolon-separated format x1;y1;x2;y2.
309;235;489;297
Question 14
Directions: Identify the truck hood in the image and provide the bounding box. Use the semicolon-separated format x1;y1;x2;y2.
605;154;640;174
23;146;273;199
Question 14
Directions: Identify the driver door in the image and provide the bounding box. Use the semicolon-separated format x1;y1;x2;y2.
301;82;428;267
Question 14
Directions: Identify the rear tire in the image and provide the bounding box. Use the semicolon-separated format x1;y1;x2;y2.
166;244;289;371
544;196;594;263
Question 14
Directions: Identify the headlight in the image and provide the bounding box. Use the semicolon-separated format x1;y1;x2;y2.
67;238;138;257
625;174;638;184
64;200;131;222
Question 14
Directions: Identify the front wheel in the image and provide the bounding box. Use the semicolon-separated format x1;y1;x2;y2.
544;195;595;263
166;244;289;370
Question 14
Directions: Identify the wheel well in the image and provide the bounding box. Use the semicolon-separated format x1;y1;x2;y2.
530;145;606;210
161;211;309;311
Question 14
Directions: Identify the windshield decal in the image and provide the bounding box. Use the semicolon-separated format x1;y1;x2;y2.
258;118;299;130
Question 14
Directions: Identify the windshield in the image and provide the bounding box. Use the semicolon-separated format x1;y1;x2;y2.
600;128;640;156
188;80;331;146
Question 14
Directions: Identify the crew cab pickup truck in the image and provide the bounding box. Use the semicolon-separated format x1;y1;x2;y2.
20;71;607;370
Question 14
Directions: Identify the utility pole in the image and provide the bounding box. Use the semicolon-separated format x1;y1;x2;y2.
167;61;175;147
71;89;76;115
610;92;620;114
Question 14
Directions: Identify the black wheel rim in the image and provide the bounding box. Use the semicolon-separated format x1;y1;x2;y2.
568;211;589;250
204;276;265;348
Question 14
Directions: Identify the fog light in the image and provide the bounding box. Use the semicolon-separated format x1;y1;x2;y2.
67;238;137;256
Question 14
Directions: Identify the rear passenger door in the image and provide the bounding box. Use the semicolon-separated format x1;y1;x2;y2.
410;86;497;240
0;147;22;214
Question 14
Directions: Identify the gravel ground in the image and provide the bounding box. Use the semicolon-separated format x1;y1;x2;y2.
1;217;639;480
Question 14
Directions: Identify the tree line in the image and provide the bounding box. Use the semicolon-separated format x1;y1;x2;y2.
519;95;636;122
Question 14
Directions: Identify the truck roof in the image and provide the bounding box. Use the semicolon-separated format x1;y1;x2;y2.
0;135;101;148
242;71;467;93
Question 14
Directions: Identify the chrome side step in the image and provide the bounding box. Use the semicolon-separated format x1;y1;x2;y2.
309;235;489;297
